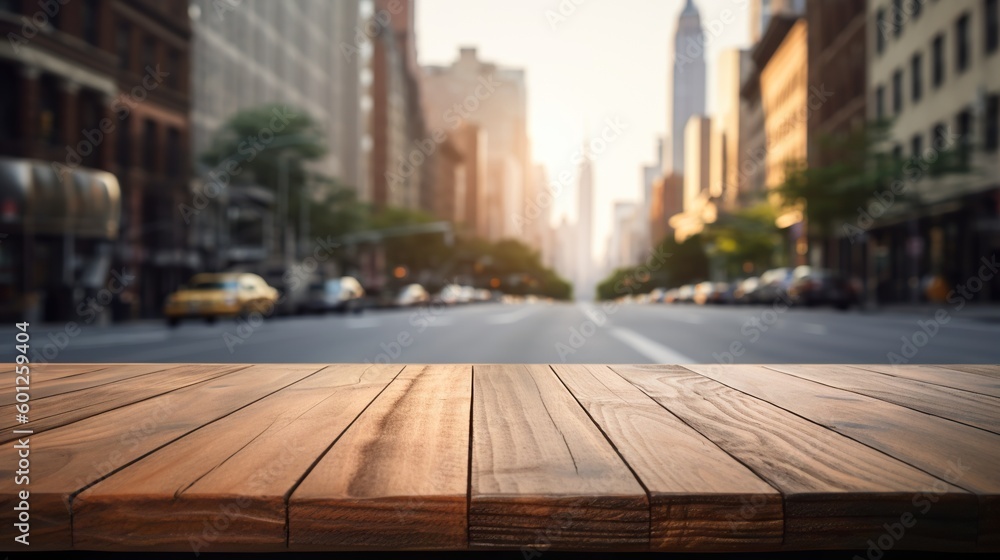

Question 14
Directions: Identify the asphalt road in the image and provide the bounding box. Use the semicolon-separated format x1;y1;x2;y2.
8;300;1000;365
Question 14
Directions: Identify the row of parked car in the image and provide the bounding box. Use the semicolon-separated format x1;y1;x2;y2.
163;273;504;326
647;266;861;310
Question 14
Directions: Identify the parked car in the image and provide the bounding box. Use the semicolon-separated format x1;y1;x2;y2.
789;267;859;310
648;287;667;303
301;276;366;314
394;283;430;307
435;284;464;305
692;281;715;305
164;273;278;327
707;282;736;305
755;267;795;303
677;284;696;303
733;277;760;304
663;288;680;304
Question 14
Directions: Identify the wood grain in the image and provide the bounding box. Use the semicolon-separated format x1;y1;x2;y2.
0;364;246;437
551;364;781;550
0;364;176;405
614;365;976;551
73;364;402;552
934;365;1000;379
290;364;471;550
470;364;648;550
0;364;324;549
684;363;999;551
849;364;1000;399
764;364;1000;434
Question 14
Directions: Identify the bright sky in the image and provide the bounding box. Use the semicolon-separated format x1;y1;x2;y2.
416;0;751;261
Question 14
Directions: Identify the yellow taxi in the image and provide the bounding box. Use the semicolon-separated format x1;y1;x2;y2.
164;272;279;326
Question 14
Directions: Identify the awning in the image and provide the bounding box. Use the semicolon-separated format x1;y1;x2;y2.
0;157;121;238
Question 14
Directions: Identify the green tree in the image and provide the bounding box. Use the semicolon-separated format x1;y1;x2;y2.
702;202;780;278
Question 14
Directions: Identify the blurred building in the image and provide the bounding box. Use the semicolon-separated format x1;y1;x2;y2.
575;145;595;300
1;0;193;321
421;47;530;243
865;0;1000;302
805;0;867;273
639;138;663;250
649;174;684;247
607;201;646;271
666;0;706;175
713;49;753;212
189;0;363;192
749;0;806;44
671;115;714;241
756;15;809;265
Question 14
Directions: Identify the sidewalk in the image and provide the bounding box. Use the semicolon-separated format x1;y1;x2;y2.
866;302;1000;321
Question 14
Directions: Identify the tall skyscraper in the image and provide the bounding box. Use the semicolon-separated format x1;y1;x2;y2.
575;145;595;300
665;0;706;174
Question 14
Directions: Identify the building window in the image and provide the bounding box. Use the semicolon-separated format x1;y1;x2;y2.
912;0;922;19
0;62;18;139
987;0;1000;55
166;127;181;177
932;33;945;87
956;13;971;73
876;9;887;54
911;52;923;103
142;36;156;73
875;85;886;120
956;107;973;148
892;69;903;114
911;133;923;160
38;74;61;145
116;121;131;170
116;22;131;71
82;0;99;45
932;122;948;151
892;143;904;162
986;94;1000;151
142;119;157;173
167;48;180;89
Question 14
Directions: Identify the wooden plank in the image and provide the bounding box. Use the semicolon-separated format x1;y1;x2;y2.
289;364;471;551
73;363;403;552
0;364;325;550
0;364;177;404
470;364;647;550
613;365;976;551
0;364;247;439
934;365;1000;379
764;364;1000;435
12;363;107;383
551;364;781;551
683;363;1000;551
849;364;1000;399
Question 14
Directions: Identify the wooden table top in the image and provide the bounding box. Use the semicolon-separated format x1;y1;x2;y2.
2;363;998;553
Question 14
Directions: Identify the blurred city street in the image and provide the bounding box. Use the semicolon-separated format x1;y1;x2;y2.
13;302;1000;364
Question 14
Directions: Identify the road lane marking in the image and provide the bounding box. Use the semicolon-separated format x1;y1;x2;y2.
486;306;541;325
609;327;695;363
